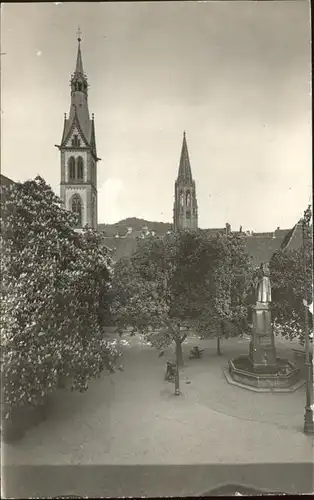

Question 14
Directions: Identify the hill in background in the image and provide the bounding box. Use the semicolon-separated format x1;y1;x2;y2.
98;217;172;237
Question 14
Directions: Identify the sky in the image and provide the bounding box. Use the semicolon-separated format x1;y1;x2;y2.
1;1;312;231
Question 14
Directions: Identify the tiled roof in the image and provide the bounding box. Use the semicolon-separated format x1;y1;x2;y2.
102;237;138;262
99;223;293;265
252;231;274;238
203;228;226;237
243;236;283;268
280;220;309;251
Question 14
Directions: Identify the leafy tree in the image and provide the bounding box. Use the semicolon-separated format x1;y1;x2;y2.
111;233;190;368
270;208;313;344
183;232;253;354
111;230;253;366
0;176;117;421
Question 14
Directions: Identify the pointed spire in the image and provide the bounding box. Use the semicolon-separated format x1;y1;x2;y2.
75;28;84;75
177;131;193;183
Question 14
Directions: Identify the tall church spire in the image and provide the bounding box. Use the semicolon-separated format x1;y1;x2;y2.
56;31;100;231
173;131;198;231
73;27;84;76
177;131;193;183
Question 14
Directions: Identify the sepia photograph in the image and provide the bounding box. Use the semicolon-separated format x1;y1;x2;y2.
1;1;313;497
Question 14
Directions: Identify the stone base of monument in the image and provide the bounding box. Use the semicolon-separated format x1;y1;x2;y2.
225;355;304;392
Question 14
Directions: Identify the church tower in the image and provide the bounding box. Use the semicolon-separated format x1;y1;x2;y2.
56;31;100;230
173;132;198;230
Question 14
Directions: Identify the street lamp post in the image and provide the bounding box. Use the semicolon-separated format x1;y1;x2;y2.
302;205;314;435
174;357;180;395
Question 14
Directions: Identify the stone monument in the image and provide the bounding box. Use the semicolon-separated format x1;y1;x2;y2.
249;262;277;371
226;261;302;391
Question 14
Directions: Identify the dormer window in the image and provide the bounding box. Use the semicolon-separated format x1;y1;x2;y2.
71;135;80;147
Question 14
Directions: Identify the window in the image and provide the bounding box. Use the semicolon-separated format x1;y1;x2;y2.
71;135;80;147
78;82;82;91
77;156;84;180
68;157;75;180
186;191;191;208
71;194;82;227
179;191;184;212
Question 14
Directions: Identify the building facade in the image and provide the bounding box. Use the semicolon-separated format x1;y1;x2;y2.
173;132;198;230
56;34;100;229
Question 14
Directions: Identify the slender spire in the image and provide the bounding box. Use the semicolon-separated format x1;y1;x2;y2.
75;27;84;75
177;131;193;183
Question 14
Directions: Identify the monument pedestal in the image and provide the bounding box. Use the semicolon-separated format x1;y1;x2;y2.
227;284;301;392
249;302;276;371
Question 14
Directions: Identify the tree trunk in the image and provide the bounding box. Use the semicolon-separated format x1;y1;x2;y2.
217;320;224;356
217;331;222;356
175;339;184;368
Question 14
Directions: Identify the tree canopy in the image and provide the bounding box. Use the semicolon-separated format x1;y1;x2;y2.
111;230;253;361
1;176;117;417
270;210;313;343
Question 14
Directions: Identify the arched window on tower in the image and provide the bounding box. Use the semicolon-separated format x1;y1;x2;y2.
186;191;191;209
78;82;82;91
77;156;84;180
68;156;76;180
180;191;184;213
71;194;82;227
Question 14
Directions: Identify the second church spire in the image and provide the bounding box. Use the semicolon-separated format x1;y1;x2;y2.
173;131;198;231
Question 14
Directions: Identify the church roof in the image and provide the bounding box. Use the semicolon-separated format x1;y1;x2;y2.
244;235;284;267
97;218;296;266
280;219;312;252
177;131;193;184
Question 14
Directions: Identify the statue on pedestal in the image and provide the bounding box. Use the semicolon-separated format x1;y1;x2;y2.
256;262;271;304
250;261;276;370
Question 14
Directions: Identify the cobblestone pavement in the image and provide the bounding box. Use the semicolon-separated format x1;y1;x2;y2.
3;335;313;466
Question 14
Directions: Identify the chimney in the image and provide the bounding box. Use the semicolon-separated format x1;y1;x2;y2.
225;222;231;235
239;225;242;233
